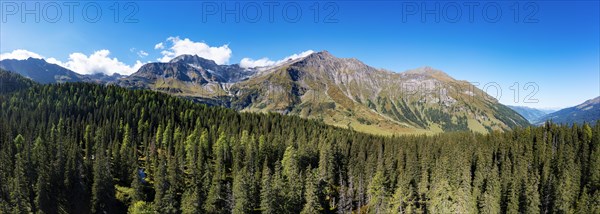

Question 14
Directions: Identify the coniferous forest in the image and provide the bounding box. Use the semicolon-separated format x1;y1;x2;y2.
0;70;599;213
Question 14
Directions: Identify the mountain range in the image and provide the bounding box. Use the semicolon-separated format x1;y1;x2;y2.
117;51;529;134
2;51;596;134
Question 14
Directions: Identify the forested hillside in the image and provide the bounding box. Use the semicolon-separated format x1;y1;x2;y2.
0;70;598;213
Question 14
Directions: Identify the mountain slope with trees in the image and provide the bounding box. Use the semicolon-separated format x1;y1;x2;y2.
0;70;598;213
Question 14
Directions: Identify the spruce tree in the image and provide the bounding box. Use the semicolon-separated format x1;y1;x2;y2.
11;152;32;213
232;167;252;214
301;168;321;214
91;142;115;214
368;169;388;213
260;160;276;214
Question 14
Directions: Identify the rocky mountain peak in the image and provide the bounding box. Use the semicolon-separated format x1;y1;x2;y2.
25;57;46;63
402;66;453;80
303;50;334;61
169;55;219;69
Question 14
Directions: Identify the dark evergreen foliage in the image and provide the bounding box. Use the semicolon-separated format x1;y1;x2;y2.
0;74;598;213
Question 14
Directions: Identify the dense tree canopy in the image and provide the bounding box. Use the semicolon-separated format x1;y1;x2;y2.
0;73;598;213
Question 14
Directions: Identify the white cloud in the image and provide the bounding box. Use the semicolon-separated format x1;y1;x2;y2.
157;36;232;64
0;49;44;60
154;42;165;50
137;50;148;58
45;57;64;66
240;57;275;68
240;50;315;68
56;50;142;75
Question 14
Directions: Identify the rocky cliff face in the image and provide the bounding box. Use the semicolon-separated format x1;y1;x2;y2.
118;54;257;97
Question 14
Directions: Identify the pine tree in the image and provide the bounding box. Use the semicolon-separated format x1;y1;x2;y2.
153;154;169;211
260;161;276;214
368;169;388;213
185;132;199;172
11;152;33;213
427;156;454;214
520;170;540;214
427;176;454;214
301;168;321;214
166;155;181;212
338;174;353;214
282;146;304;213
589;124;600;193
154;155;179;213
162;122;173;152
130;168;145;202
63;140;88;213
119;123;136;185
205;132;230;214
505;179;520;214
479;165;501;214
34;136;55;214
232;167;252;214
91;142;115;214
574;187;590;214
83;125;93;168
553;143;579;213
181;185;202;214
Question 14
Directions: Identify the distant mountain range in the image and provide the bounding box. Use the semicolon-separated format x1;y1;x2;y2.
0;58;125;84
507;105;556;123
6;51;597;134
534;96;600;125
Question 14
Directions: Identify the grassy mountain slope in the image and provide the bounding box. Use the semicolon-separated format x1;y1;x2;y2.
226;51;528;134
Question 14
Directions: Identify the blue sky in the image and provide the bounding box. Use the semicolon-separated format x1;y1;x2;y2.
0;0;598;109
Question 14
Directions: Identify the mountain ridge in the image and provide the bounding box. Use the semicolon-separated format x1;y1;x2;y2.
535;96;600;125
0;57;84;83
